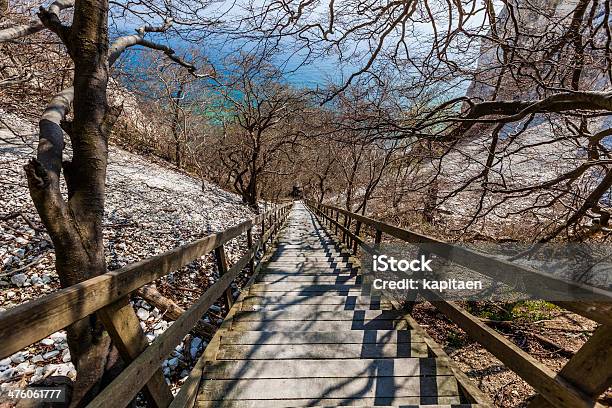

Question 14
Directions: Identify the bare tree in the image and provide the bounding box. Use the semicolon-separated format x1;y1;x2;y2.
209;54;307;209
116;49;213;168
0;0;216;403
237;0;612;241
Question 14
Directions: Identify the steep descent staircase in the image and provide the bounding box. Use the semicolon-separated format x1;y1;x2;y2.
195;202;484;407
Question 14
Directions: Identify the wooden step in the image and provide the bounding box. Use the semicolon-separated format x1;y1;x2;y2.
240;302;389;312
256;275;360;283
203;358;452;379
219;330;423;345
269;249;349;254
247;290;371;298
261;265;357;274
263;260;354;268
216;342;428;360
242;295;385;306
249;283;363;293
296;405;480;408
276;243;340;248
194;203;478;408
258;270;357;276
230;310;404;322
196;398;471;407
270;253;348;259
229;318;410;331
197;375;459;400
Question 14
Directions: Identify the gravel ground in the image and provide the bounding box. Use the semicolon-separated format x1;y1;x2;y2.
0;111;262;394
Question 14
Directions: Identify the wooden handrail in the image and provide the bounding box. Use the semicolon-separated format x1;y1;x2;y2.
0;202;290;408
306;201;612;325
88;245;257;408
0;203;291;359
305;200;611;408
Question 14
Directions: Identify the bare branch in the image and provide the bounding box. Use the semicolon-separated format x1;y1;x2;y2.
0;0;73;42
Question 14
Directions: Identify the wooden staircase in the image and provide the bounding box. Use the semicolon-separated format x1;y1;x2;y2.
196;202;484;407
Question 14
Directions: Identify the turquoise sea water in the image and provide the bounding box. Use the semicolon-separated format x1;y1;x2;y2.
116;31;348;91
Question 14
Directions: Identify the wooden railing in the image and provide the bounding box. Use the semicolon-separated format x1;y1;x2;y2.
306;200;612;408
0;202;292;408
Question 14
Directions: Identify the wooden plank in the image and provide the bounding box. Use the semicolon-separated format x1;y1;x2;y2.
98;297;173;407
216;342;428;360
271;251;347;257
240;302;389;312
353;220;362;253
550;301;612;327
249;283;361;292
262;265;357;273
428;298;604;408
269;250;349;256
301;405;480;408
258;269;357;276
247;290;369;298
246;227;254;274
265;261;351;269
219;330;424;345
526;324;612;408
268;253;349;259
0;203;291;359
230;318;410;331
202;358;452;379
195;396;469;407
266;254;352;260
242;294;384;305
256;275;358;283
198;375;459;400
230;310;403;322
275;244;341;249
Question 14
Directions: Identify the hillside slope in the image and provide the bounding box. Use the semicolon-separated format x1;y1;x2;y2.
0;111;260;390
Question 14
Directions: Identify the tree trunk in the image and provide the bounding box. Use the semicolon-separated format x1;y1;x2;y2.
317;176;325;204
24;0;118;405
175;141;181;168
423;180;438;223
247;171;259;211
171;84;184;168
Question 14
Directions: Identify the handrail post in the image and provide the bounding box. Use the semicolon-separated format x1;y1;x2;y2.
268;212;273;236
334;211;339;234
246;227;254;274
261;217;267;254
353;221;362;254
375;229;382;244
214;244;233;309
274;209;278;234
98;299;173;407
